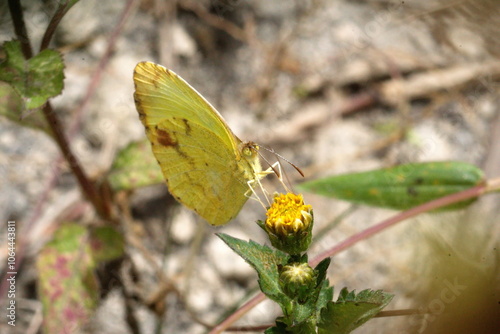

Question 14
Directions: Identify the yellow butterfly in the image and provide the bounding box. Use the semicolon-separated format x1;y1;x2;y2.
133;61;267;226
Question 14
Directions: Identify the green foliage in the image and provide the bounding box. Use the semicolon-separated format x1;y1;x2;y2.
318;288;394;334
298;161;484;211
313;259;334;318
5;2;493;333
36;223;124;333
237;246;392;334
218;234;341;333
267;319;317;334
107;139;164;191
90;225;126;262
0;40;64;110
0;81;51;133
284;278;332;327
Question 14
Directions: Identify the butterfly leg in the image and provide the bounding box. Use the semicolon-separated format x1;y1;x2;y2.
244;161;282;208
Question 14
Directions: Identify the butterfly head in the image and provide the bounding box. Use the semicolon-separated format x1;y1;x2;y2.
238;141;262;179
241;141;259;157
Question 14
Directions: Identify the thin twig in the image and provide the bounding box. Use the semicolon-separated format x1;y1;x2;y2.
208;293;266;334
39;0;77;51
44;104;110;217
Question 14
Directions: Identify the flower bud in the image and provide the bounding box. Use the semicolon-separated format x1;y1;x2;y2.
279;262;317;303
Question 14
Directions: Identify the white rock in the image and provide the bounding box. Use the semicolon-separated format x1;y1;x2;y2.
173;23;197;58
170;210;197;244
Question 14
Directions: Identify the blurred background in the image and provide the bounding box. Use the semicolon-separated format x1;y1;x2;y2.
1;0;499;333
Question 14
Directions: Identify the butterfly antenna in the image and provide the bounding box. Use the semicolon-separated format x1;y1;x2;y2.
257;150;281;178
258;150;294;194
260;145;305;177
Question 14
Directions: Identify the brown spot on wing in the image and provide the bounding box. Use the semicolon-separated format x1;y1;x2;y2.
182;118;191;135
152;67;174;88
157;129;177;147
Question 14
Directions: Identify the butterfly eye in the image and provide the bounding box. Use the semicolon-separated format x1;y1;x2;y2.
242;146;253;156
242;142;259;157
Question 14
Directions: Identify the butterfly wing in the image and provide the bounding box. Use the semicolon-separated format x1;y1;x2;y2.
134;62;236;149
133;62;260;225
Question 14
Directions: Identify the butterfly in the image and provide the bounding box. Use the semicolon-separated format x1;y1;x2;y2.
133;62;268;226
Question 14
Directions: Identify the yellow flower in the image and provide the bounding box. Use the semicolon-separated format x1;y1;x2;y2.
263;193;313;254
266;193;312;235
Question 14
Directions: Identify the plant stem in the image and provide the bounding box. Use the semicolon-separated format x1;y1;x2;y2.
8;0;111;220
8;0;33;58
43;103;111;219
309;183;486;266
40;1;75;51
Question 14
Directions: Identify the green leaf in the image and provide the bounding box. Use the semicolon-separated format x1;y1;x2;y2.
314;258;330;291
314;259;333;318
265;323;287;334
266;318;317;334
318;288;394;334
0;81;51;133
36;223;97;333
89;226;125;263
283;278;331;327
107;139;164;191
0;40;64;110
36;223;123;333
298;161;484;211
265;320;292;334
217;233;290;304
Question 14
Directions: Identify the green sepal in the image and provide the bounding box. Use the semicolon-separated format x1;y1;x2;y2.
298;161;484;211
268;228;312;255
258;212;314;256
